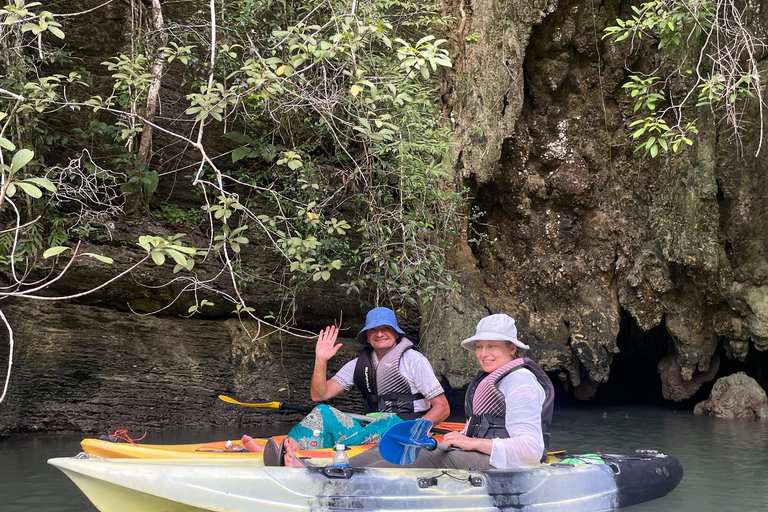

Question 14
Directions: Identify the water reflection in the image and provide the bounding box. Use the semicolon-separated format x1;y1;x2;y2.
552;405;768;512
1;407;766;511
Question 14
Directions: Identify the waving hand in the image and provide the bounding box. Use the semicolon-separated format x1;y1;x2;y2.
315;325;342;362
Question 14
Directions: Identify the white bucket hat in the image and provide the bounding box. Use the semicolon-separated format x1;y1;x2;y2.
461;314;530;351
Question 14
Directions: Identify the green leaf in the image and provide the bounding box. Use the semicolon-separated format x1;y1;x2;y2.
23;177;56;192
43;246;70;258
143;170;159;197
0;137;16;151
47;25;65;39
82;253;114;264
151;251;166;265
10;148;34;172
166;249;188;266
232;146;251;162
15;182;42;198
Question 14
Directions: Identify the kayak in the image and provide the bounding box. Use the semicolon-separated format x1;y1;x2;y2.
49;450;682;511
79;422;466;460
81;437;374;461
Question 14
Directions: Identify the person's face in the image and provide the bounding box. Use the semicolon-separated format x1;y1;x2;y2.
475;339;517;373
366;325;398;354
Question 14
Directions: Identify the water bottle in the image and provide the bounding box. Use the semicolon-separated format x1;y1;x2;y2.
332;444;349;467
309;429;322;448
224;440;238;452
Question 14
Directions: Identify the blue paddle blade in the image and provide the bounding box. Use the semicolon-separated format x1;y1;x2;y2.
379;419;436;465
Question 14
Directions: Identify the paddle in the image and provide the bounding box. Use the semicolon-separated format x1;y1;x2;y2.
218;395;375;423
379;419;450;464
219;395;464;434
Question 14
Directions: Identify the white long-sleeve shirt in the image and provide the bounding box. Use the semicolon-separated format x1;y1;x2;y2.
485;368;546;470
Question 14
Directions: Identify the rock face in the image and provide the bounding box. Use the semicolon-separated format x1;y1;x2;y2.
657;354;720;402
0;300;365;436
425;0;768;401
694;372;768;419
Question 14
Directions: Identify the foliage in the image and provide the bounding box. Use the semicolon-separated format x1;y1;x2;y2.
177;0;462;315
604;0;765;158
0;0;462;341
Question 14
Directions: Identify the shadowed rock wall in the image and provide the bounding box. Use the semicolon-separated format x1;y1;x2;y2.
424;0;768;402
0;301;368;436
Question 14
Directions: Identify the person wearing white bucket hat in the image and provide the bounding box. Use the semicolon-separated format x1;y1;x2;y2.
452;314;554;468
459;313;531;351
340;313;554;471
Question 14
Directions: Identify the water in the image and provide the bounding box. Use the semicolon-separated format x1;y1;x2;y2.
1;405;766;511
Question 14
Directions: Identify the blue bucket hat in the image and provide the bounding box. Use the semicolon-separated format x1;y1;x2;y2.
356;307;405;344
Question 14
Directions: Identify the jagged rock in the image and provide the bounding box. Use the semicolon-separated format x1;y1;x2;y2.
657;353;720;402
438;0;768;396
0;301;364;436
573;377;600;401
420;291;490;391
694;372;768;419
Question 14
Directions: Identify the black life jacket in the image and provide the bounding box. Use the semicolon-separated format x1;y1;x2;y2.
464;357;555;462
353;338;426;420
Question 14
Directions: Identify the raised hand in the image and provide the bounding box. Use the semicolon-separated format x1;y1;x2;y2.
315;325;342;362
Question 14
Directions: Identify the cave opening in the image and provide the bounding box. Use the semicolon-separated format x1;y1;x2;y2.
554;312;768;408
590;312;670;404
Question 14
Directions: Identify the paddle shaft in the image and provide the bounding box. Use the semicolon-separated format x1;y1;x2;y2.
219;395;457;433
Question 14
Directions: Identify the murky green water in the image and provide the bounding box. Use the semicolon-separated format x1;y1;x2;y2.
1;405;766;511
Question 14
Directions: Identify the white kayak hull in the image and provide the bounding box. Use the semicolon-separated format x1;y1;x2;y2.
49;452;682;512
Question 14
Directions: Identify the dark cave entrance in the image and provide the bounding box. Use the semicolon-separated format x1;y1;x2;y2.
589;312;670;404
554;311;768;407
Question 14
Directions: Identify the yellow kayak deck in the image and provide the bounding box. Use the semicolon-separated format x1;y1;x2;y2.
81;437;376;460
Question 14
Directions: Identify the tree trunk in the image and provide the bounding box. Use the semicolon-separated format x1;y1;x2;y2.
124;0;166;215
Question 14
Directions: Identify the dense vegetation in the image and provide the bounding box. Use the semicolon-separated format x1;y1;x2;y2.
604;0;764;158
0;0;463;402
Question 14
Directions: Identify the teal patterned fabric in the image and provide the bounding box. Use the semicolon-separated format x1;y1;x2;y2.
287;404;402;449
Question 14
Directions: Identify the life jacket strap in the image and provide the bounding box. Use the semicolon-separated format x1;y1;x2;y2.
465;413;510;439
364;392;425;412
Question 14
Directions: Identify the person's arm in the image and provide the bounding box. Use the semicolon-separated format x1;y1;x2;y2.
443;371;544;463
402;351;451;424
488;371;546;469
309;326;346;401
421;393;450;425
442;431;493;454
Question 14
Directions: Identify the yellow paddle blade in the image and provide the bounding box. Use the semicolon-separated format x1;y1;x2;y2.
218;395;281;409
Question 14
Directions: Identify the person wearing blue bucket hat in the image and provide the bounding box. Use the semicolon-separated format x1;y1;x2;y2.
355;307;405;344
310;306;449;422
260;307;450;465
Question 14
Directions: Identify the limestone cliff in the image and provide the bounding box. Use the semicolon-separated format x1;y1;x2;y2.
426;0;768;403
1;0;767;435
